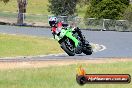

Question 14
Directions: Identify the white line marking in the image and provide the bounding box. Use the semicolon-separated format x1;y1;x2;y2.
90;43;107;53
0;53;66;59
99;45;107;51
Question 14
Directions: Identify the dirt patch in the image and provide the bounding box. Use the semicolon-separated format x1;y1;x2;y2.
0;58;132;70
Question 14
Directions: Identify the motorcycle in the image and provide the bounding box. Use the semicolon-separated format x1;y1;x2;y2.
57;27;93;56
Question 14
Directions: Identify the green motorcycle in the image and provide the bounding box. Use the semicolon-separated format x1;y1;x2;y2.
57;27;93;56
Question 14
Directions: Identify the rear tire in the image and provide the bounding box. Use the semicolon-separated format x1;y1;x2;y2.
83;44;93;55
61;42;75;56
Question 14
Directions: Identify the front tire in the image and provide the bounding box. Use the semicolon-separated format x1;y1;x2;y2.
61;42;75;56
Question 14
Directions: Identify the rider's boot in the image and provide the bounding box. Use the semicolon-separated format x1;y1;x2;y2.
54;35;60;41
75;42;82;54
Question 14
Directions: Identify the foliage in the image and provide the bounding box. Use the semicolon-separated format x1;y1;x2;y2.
48;0;78;16
120;0;130;5
122;5;132;22
77;0;89;6
90;0;102;6
85;0;129;19
0;0;9;3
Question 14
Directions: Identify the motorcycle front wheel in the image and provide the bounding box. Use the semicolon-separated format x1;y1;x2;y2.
61;41;75;56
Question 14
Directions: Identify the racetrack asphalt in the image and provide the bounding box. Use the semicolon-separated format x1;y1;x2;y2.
0;24;132;61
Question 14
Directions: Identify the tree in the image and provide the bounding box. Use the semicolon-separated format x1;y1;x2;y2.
120;0;129;5
122;5;132;22
0;0;27;25
48;0;78;16
17;0;27;25
77;0;90;6
85;0;129;19
0;0;9;3
90;0;102;6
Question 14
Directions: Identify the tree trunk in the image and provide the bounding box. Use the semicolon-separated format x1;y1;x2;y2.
17;0;27;25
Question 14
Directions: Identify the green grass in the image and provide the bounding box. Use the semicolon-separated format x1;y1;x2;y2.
0;0;87;17
0;61;131;88
0;34;63;57
0;0;49;14
0;0;88;26
0;0;50;24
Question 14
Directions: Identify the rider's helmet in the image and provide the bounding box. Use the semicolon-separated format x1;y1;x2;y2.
48;16;58;27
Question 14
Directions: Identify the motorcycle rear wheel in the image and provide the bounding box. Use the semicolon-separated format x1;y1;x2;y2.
83;44;93;55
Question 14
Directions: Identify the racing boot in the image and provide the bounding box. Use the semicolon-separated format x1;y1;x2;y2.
54;35;60;41
75;42;82;54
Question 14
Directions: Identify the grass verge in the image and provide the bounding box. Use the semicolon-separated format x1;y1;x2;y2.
0;61;131;88
0;34;63;57
0;0;49;15
0;0;87;17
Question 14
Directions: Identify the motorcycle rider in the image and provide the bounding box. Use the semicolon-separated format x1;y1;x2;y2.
48;16;86;44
